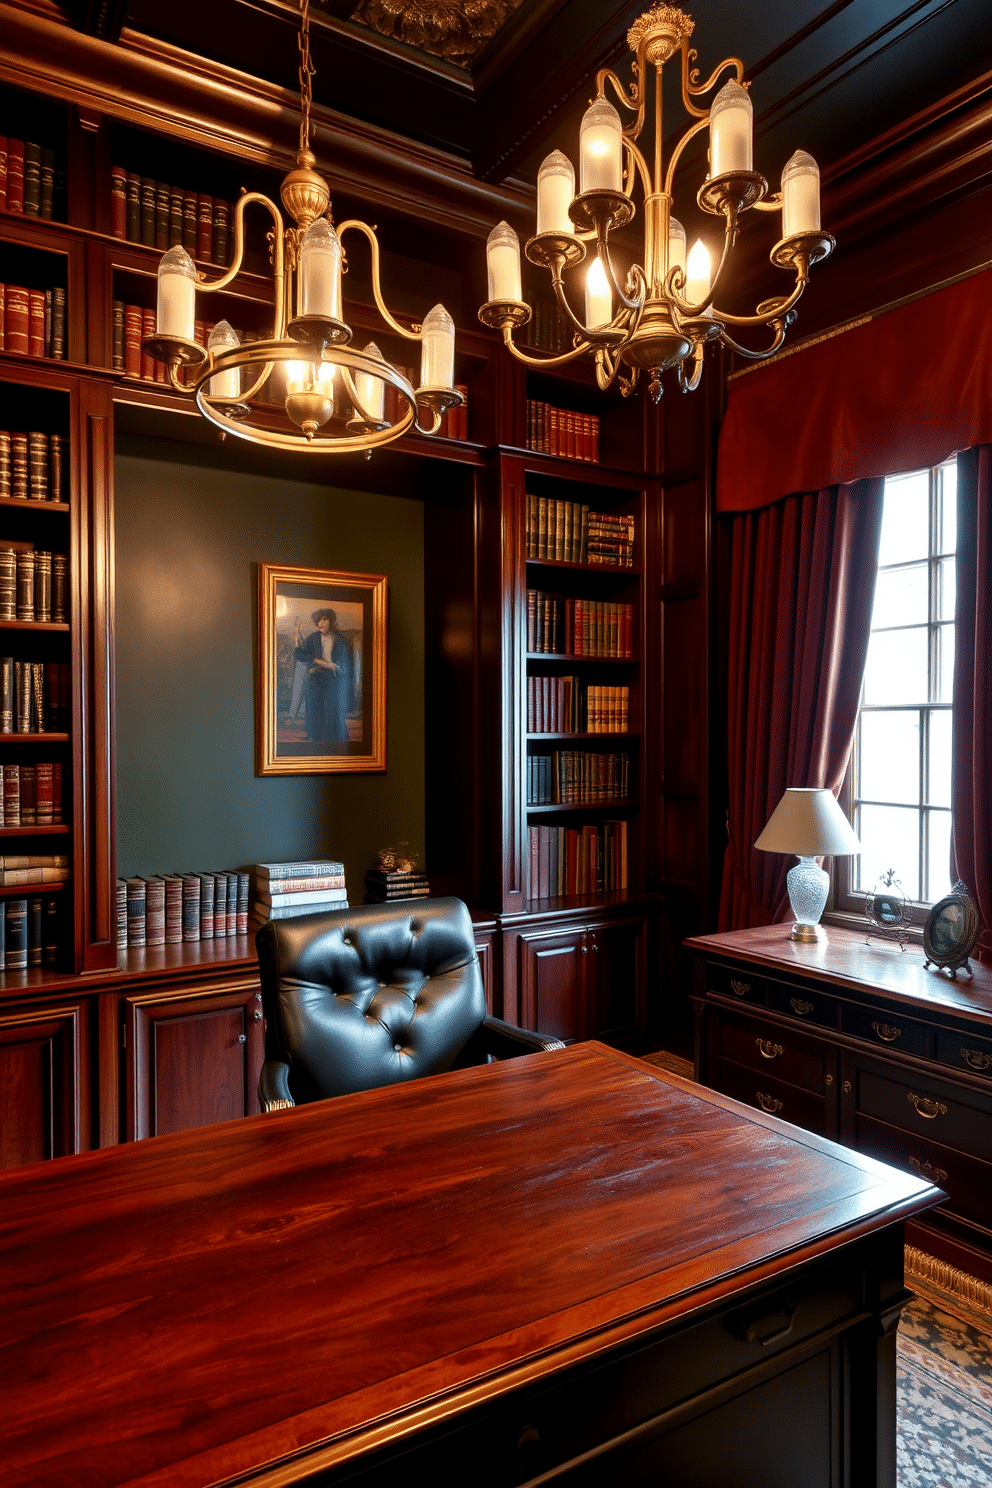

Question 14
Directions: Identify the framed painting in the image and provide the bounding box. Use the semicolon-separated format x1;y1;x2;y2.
257;562;387;775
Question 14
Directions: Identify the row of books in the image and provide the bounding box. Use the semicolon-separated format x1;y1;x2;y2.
0;284;67;359
0;853;69;886
527;593;634;658
0;137;61;219
0;762;66;825
527;750;630;806
527;678;630;734
526;495;635;566
0;548;68;623
0;659;71;733
523;293;570;354
0;431;69;502
528;821;628;900
0;895;63;970
110;170;232;265
525;400;600;463
365;867;429;902
439;386;469;442
254;859;348;921
117;871;250;947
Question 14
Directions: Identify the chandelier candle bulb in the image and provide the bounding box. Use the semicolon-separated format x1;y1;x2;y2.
685;239;712;310
585;256;613;329
579;98;623;193
537;152;576;235
708;79;752;175
486;221;522;303
298;218;343;319
420;304;455;390
354;342;386;422
782;151;821;237
156;244;196;340
207;320;241;399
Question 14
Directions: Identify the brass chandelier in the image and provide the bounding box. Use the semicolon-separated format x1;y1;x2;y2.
144;0;463;454
479;5;834;400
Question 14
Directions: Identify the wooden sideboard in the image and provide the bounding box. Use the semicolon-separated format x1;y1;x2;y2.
0;1042;938;1487
688;924;992;1283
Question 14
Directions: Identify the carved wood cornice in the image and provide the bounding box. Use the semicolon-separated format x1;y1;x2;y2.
0;0;533;236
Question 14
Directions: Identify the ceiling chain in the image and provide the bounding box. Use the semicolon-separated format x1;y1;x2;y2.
298;0;315;155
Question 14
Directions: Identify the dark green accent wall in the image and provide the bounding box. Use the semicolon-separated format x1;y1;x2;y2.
114;435;424;896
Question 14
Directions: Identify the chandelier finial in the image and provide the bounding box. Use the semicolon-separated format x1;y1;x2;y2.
626;6;694;65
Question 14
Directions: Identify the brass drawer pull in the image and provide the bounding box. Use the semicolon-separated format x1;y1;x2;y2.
730;979;750;998
756;1039;784;1060
756;1091;783;1114
961;1047;992;1072
908;1156;948;1185
872;1021;901;1043
790;998;813;1016
907;1093;948;1120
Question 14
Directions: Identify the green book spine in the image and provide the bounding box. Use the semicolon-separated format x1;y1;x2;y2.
140;177;156;246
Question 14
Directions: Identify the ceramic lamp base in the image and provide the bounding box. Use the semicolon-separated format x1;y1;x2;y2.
787;855;830;942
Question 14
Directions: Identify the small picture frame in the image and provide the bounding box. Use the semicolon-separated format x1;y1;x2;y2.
257;562;387;775
922;881;979;979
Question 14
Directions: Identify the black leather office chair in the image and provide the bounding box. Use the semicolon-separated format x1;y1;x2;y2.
255;896;564;1110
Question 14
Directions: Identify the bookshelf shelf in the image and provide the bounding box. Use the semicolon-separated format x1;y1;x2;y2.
526;731;640;742
0;824;70;835
526;653;639;665
0;880;68;898
526;800;638;815
0;496;70;514
0;619;70;633
0;732;70;742
526;558;640;577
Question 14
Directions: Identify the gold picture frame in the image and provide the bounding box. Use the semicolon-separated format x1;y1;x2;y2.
257;562;387;775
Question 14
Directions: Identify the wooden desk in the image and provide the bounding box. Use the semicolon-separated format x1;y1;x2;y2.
0;1042;938;1487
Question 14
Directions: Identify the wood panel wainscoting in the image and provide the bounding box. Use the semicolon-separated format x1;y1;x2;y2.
0;1042;939;1487
689;924;992;1288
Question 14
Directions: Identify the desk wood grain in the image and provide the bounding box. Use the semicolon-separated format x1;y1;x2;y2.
0;1041;938;1487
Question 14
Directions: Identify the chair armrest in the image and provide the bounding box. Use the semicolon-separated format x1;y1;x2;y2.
479;1016;566;1058
259;1060;296;1112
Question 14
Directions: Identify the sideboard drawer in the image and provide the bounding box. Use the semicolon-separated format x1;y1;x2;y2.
856;1114;992;1233
708;964;767;1004
855;1065;992;1161
933;1028;992;1080
768;982;838;1030
842;1005;930;1057
719;1018;828;1095
719;1059;827;1135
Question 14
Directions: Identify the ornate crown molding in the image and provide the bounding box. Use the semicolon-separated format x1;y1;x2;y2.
350;0;525;68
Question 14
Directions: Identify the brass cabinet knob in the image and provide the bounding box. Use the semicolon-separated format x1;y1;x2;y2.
872;1021;901;1043
756;1038;784;1060
961;1047;992;1071
756;1091;783;1114
907;1092;947;1120
842;1080;852;1094
908;1155;948;1184
790;998;813;1016
730;979;750;997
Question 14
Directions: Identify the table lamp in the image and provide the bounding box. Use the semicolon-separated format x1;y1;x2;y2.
755;787;861;942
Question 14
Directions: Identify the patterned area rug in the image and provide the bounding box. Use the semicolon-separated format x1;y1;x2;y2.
898;1297;992;1486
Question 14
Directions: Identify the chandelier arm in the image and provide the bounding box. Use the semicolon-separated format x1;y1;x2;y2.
752;193;784;213
594;237;645;315
682;37;744;113
623;136;653;198
340;366;372;424
664;114;709;196
336;219;423;342
669;210;738;317
712;275;807;328
678;342;705;392
595;346;621;392
193;193;287;339
597;66;643;122
233;360;276;403
547;261;623;346
500;322;599;369
717;322;790;360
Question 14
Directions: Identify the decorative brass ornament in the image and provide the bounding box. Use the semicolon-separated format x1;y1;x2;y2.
350;0;524;67
626;5;694;65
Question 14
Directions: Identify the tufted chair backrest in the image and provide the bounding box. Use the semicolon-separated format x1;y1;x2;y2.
255;897;487;1104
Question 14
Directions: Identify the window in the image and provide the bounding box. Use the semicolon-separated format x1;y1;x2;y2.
839;459;957;914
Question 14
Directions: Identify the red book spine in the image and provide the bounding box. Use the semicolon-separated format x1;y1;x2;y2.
0;136;7;210
34;762;54;824
140;308;156;381
197;194;213;261
0;282;5;352
110;164;127;238
28;289;45;357
549;404;559;458
6;138;24;213
5;284;29;355
124;304;142;378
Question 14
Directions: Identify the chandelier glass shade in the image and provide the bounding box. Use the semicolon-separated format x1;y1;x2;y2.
479;5;835;400
143;0;463;454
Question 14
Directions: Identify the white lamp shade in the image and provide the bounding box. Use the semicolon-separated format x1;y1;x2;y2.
755;788;861;857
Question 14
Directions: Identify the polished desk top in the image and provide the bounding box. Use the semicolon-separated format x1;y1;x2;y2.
0;1041;938;1487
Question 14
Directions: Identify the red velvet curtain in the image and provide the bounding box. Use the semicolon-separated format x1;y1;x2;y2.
952;447;992;962
719;479;884;930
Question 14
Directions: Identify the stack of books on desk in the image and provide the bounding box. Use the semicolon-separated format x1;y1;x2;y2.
364;868;430;903
254;860;348;921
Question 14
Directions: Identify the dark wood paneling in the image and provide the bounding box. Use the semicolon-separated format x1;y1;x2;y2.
0;1002;83;1167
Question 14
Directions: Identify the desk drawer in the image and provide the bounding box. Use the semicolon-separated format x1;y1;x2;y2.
855;1065;992;1162
709;964;766;1005
933;1028;992;1081
719;1018;827;1095
842;1005;929;1057
857;1114;992;1233
768;982;837;1030
719;1059;826;1135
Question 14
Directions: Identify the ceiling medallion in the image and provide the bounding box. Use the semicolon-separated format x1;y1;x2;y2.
142;0;463;455
350;0;525;67
480;4;834;401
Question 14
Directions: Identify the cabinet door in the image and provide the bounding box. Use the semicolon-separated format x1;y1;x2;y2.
586;916;646;1042
124;981;264;1140
517;926;586;1043
0;1001;85;1168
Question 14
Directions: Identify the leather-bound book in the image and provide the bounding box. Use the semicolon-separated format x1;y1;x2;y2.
0;135;7;208
40;148;55;219
181;874;201;941
28;430;47;499
197;873;215;938
0;549;16;620
48;435;66;502
212;198;229;265
0;281;4;352
125;878;147;947
0;657;14;732
27;896;44;965
51;554;68;623
140;177;156;245
183;191;198;254
112;298;125;371
144;877;166;947
5;284;30;355
15;659;32;731
126;173;141;240
0;764;17;824
34;551;51;622
23;141;41;215
140;308;156;381
43;894;60;964
155;181;170;249
34;762;54;825
5;898;28;970
110;164;127;238
197;193;213;262
169;186;183;246
0;430;9;498
124;303;142;378
10;432;28;498
51;286;66;360
19;764;36;825
31;661;45;731
51;762;63;824
43;289;52;356
28;289;45;357
6;138;24;212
